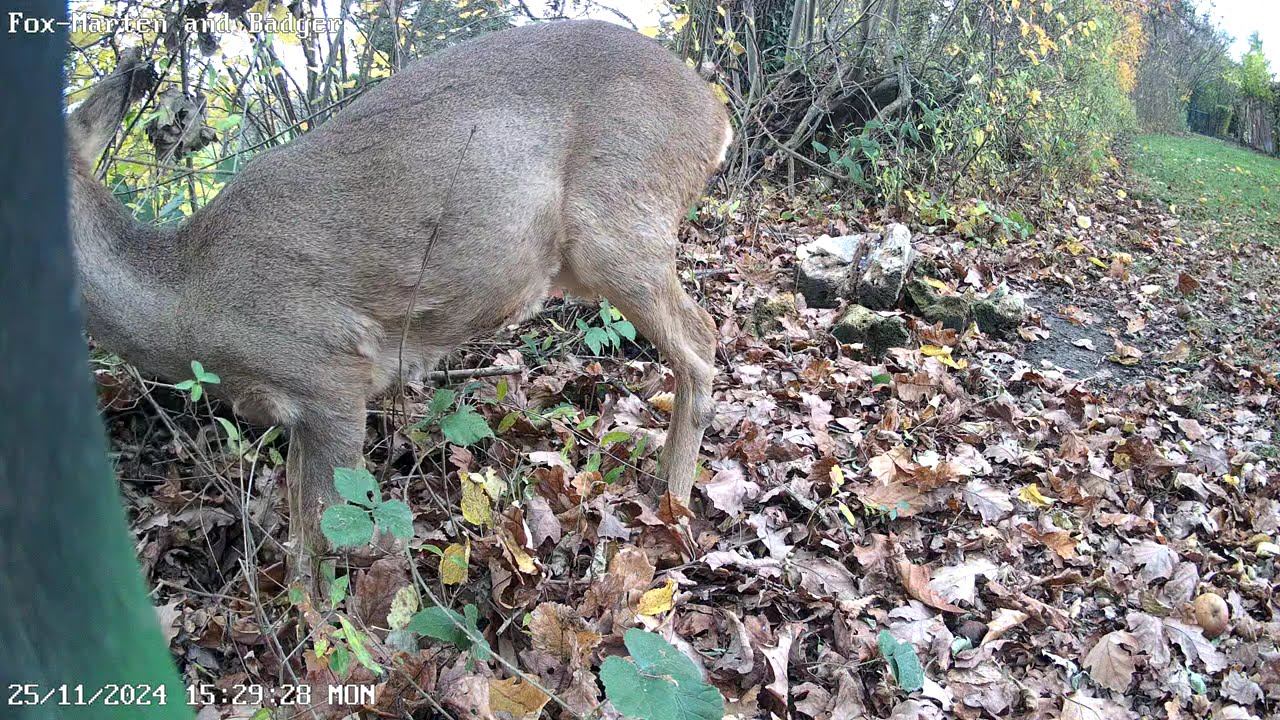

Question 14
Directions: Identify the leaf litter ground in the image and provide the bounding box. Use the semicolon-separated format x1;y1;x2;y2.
103;150;1279;720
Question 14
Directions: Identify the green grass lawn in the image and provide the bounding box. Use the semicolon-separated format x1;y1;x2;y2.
1131;133;1280;246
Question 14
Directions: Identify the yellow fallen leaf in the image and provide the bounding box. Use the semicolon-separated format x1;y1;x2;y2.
1075;215;1092;229
636;578;677;616
638;25;660;37
1017;483;1055;507
838;501;858;527
460;471;492;526
440;541;470;585
488;677;550;720
920;344;968;370
1115;189;1127;200
648;391;676;414
503;533;538;575
387;585;419;630
923;276;950;291
830;464;845;490
1088;256;1108;268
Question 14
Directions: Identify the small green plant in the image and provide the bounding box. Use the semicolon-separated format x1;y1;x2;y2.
406;603;492;660
600;628;724;720
878;630;925;692
319;467;414;548
173;360;219;402
215;419;283;466
576;300;636;355
410;387;495;447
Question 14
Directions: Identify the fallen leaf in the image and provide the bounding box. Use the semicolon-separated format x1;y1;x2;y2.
440;541;470;585
528;603;601;666
1017;483;1055;507
636;578;677;616
895;556;963;613
488;677;549;720
1083;630;1139;692
981;609;1028;645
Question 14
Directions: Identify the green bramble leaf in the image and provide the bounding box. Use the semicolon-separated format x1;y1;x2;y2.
372;499;414;539
878;630;925;692
600;629;723;720
320;504;375;548
428;387;456;418
440;404;494;446
334;466;380;506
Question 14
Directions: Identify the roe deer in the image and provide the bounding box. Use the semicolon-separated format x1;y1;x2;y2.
67;20;730;584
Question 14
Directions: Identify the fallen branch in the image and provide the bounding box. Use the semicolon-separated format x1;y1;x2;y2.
424;365;522;382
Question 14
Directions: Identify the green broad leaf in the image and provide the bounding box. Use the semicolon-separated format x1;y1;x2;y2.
173;379;196;391
871;373;894;386
372;500;414;539
428;387;456;418
330;642;351;677
339;616;383;675
495;377;509;403
497;411;520;434
334;466;380;506
462;604;492;661
320;505;375;548
601;430;632;447
407;606;469;646
877;630;925;692
440;405;494;446
215;417;240;443
583;327;609;355
190;360;220;384
612;320;636;342
600;629;724;720
189;383;203;402
811;140;829;153
406;604;491;660
328;573;350;608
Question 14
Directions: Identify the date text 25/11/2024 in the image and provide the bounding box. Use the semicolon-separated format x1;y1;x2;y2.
7;683;376;707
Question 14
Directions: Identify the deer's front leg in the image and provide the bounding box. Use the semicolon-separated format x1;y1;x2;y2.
284;403;366;592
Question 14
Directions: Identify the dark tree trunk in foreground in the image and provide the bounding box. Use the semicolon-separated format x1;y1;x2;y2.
0;1;192;717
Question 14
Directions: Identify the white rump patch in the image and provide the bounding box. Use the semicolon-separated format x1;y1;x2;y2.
715;120;734;166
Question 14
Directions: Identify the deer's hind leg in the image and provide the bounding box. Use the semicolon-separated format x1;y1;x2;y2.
562;228;717;503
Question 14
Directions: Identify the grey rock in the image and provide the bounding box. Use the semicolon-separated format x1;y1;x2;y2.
797;234;869;264
832;304;910;354
797;254;851;309
973;284;1027;336
855;223;914;309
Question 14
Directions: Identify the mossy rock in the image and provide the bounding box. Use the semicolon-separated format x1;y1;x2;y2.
904;279;973;331
833;304;910;355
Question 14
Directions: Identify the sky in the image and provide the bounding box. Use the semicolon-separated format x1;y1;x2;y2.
1199;0;1280;71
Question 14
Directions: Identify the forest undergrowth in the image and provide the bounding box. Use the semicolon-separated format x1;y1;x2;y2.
100;137;1280;720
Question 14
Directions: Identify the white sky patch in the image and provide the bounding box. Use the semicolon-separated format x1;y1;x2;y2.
1199;0;1280;72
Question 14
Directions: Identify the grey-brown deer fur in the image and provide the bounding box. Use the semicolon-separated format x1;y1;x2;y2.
67;19;730;584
